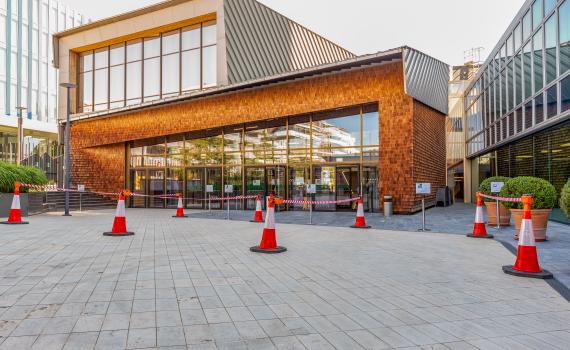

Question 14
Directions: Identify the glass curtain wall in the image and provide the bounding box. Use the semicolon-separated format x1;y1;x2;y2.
127;104;380;211
79;21;216;113
465;0;570;157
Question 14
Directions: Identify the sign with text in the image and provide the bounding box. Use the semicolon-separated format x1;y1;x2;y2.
491;182;504;193
77;185;85;192
224;184;234;193
205;185;214;193
306;184;316;194
415;183;431;194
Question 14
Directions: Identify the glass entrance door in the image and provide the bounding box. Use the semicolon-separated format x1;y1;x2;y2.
130;170;146;208
186;168;204;209
267;166;286;211
148;170;165;208
288;167;309;211
313;166;335;211
362;167;379;212
246;167;266;210
336;166;359;210
206;167;222;209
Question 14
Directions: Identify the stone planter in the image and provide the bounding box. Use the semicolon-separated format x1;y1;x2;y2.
484;201;511;226
511;208;551;242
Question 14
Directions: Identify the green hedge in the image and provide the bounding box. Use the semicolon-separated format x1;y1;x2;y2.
561;178;570;218
479;176;510;202
0;162;49;193
499;176;557;210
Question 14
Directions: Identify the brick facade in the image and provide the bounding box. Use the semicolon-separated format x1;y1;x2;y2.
70;62;446;213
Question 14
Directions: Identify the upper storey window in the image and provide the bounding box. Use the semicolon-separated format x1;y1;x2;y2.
79;20;217;113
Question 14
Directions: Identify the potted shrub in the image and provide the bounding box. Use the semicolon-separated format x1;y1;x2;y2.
479;176;511;226
500;176;557;241
561;178;570;219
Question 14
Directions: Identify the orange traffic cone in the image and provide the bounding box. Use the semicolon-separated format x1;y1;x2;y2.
250;195;264;223
467;192;493;238
503;195;552;279
1;182;29;225
103;191;134;236
172;194;188;218
350;198;370;229
250;194;286;253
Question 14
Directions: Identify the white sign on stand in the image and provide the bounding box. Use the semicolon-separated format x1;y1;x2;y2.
306;184;316;194
77;184;85;192
415;183;431;194
224;185;234;193
205;185;214;193
491;182;504;193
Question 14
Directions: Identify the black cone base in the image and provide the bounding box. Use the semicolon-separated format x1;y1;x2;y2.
103;232;135;236
502;265;553;279
250;246;287;254
467;233;494;239
250;220;264;223
1;221;29;225
350;225;371;229
172;215;188;218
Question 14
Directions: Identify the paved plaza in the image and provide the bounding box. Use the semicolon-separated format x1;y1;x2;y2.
0;209;569;349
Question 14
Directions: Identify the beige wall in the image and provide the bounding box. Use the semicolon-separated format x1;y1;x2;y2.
56;0;223;121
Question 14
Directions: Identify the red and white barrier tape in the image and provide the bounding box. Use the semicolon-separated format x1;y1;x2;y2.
209;195;258;201
479;193;522;202
282;197;361;205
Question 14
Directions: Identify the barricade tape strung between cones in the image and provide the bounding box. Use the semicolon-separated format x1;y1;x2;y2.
208;195;258;201
479;193;522;202
18;183;178;198
281;197;361;205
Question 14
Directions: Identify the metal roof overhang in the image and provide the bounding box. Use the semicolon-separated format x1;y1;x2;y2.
66;48;404;124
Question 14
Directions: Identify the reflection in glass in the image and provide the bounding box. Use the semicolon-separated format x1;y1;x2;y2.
363;112;379;145
523;42;532;100
81;52;92;72
80;72;92;112
562;76;570;113
532;0;543;30
126;61;142;104
162;30;180;55
143;57;160;99
202;23;216;46
166;168;184;207
545;15;557;84
182;25;200;50
523;11;531;41
144;36;160;58
110;65;125;107
202;46;217;88
533;29;543;93
94;48;108;69
182;50;200;91
546;85;557;118
94;68;108;107
126;39;142;62
162;54;180;97
560;0;570;75
110;44;124;65
312;113;360;148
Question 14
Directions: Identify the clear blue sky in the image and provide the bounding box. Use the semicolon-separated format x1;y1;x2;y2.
69;0;525;66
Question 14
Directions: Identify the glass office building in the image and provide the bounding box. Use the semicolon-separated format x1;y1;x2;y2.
0;0;85;180
464;0;570;197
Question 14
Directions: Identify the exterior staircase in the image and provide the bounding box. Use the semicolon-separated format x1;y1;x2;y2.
28;191;117;215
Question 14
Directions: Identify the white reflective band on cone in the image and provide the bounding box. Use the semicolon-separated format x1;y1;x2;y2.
256;199;262;211
178;197;183;208
475;206;484;223
264;207;275;229
519;218;536;247
356;201;364;217
11;195;21;209
116;199;126;217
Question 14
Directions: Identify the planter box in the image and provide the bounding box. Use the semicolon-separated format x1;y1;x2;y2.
484;201;511;226
511;208;551;242
0;193;29;218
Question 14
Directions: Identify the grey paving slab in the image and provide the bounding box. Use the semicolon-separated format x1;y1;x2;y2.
0;208;568;350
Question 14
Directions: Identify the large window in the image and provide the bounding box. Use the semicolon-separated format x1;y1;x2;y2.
79;21;217;112
533;29;544;93
560;0;570;75
545;15;557;84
